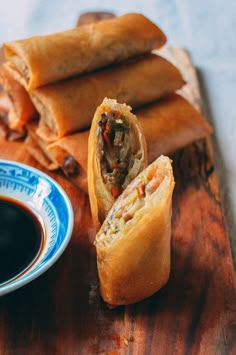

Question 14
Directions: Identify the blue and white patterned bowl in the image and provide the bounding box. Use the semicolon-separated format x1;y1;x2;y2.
0;160;74;296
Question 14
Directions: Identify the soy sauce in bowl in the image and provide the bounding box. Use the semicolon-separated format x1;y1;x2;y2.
0;197;44;285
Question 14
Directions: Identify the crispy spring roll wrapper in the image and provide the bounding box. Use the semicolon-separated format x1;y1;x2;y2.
32;54;185;142
95;155;175;306
88;98;148;230
0;65;37;130
4;13;166;90
137;93;213;162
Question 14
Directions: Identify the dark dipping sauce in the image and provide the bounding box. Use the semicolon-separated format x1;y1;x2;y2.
0;196;44;285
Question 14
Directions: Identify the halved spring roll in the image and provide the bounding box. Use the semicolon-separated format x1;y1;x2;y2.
95;155;175;306
0;64;37;130
88;98;148;230
4;13;166;90
31;54;185;142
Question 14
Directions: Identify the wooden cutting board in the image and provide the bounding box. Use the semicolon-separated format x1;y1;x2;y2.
0;51;235;354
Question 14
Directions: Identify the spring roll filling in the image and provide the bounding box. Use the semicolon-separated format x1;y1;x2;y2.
96;167;164;245
98;110;142;199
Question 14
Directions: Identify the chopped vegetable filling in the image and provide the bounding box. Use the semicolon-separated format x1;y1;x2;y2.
97;168;164;242
99;110;141;198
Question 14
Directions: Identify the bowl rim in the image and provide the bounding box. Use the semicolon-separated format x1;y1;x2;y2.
0;159;74;296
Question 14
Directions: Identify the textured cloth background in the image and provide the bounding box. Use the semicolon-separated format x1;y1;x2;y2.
0;0;235;268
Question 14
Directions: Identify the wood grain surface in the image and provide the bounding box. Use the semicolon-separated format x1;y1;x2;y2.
0;136;235;355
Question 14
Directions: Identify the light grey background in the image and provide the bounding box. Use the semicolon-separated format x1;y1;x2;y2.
0;0;235;269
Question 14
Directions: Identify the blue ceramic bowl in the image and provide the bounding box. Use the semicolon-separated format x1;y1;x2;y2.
0;160;74;296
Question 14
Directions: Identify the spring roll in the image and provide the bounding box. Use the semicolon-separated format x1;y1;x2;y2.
95;155;174;306
4;13;166;90
26;94;211;193
88;98;148;230
48;93;212;168
32;54;185;142
0;65;37;130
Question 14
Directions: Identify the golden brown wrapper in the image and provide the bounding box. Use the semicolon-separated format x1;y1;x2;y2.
0;64;37;130
137;93;213;162
4;13;166;90
32;54;184;142
88;98;148;230
95;155;175;306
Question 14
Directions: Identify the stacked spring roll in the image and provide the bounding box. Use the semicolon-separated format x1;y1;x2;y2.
31;53;184;142
0;13;212;193
0;13;214;305
1;13;180;138
3;13;167;90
